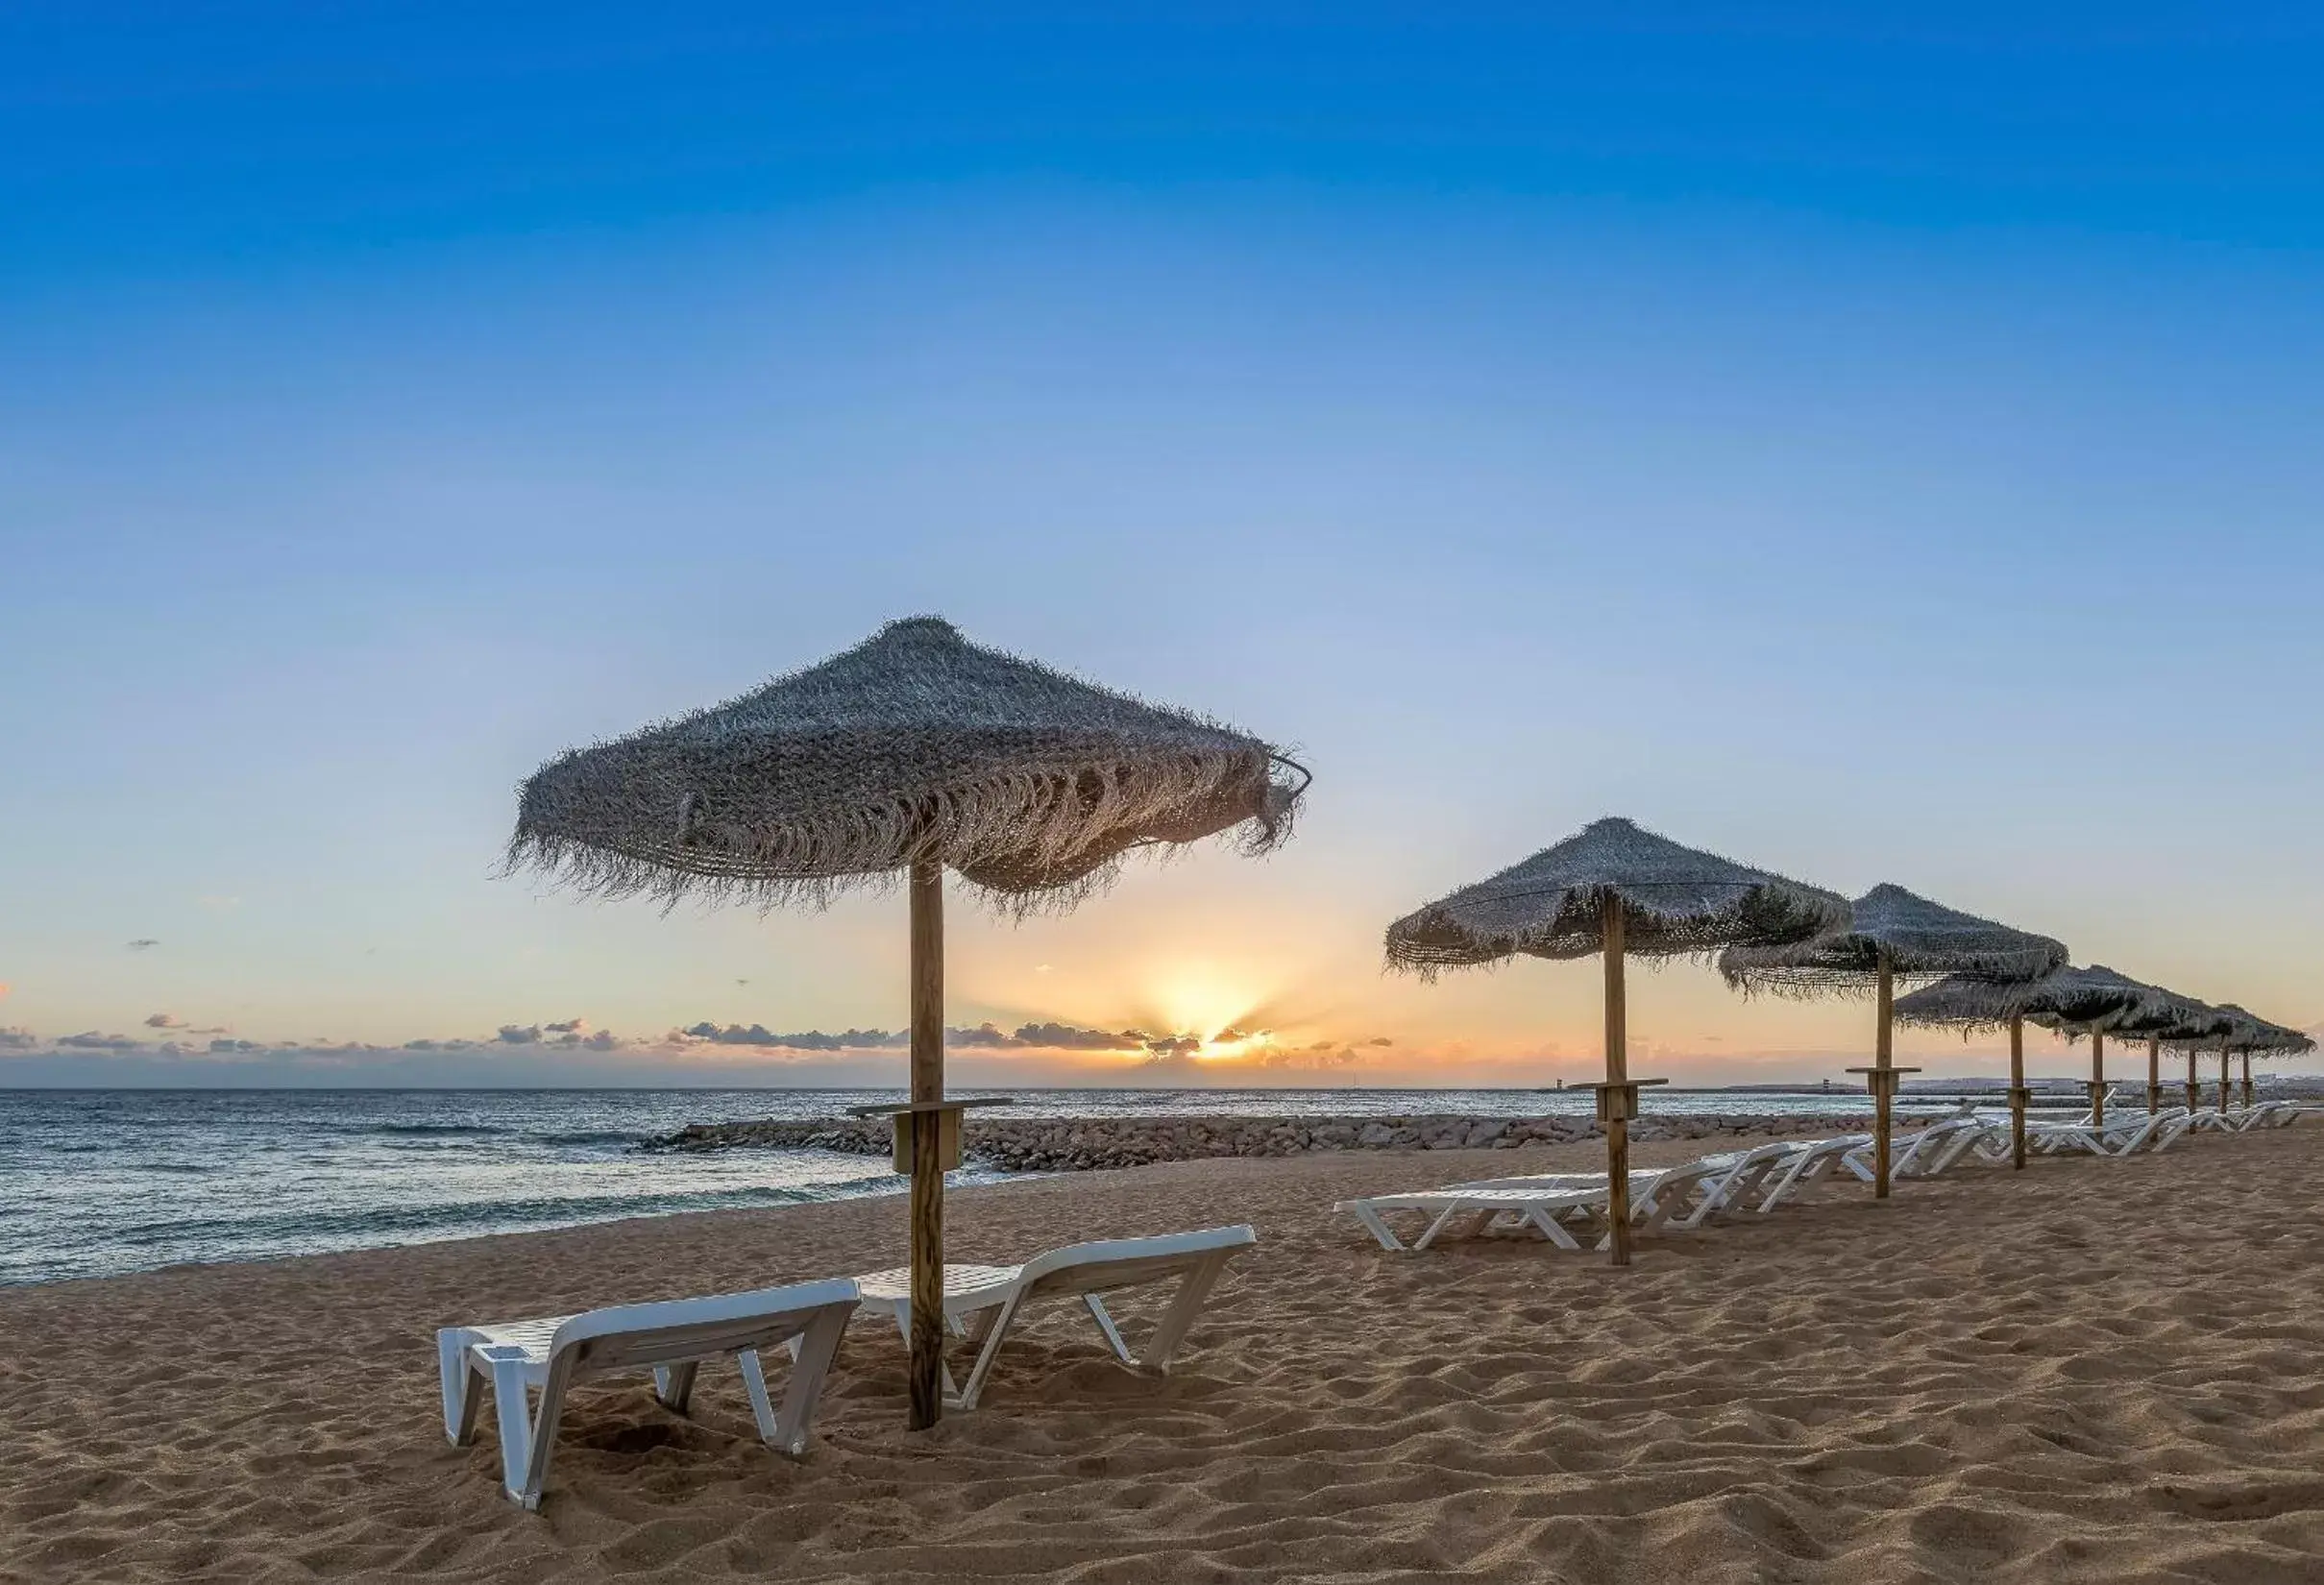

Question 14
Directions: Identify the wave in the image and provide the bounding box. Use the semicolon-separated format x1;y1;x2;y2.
360;1122;516;1137
102;1176;907;1249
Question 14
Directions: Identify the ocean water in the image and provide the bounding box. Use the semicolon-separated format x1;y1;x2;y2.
0;1085;1996;1286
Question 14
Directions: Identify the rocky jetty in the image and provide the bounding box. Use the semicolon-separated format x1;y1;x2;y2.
649;1110;1877;1174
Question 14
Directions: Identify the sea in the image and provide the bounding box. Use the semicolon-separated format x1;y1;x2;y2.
0;1085;2034;1286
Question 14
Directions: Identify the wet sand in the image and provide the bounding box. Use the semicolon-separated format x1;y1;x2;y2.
6;1123;2324;1583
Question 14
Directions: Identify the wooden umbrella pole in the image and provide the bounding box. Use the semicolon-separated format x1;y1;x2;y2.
2008;1013;2028;1171
905;858;945;1432
2241;1052;2255;1110
1602;891;1631;1269
1871;952;1895;1200
2089;1030;2106;1128
2145;1037;2162;1117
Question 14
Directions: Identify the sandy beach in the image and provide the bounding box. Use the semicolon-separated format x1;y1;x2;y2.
7;1123;2324;1584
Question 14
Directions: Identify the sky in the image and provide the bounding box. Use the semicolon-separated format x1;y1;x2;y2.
5;5;2322;1087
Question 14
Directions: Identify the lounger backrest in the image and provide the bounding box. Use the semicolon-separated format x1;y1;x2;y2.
1015;1226;1257;1304
548;1278;862;1376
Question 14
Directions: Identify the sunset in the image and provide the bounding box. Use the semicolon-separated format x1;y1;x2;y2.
8;8;2324;1581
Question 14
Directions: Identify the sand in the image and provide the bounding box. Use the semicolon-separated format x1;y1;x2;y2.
7;1126;2324;1583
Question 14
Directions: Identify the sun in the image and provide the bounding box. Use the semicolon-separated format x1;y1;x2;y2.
1147;970;1272;1061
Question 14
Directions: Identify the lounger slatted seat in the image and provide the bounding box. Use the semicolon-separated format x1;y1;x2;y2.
856;1225;1256;1411
437;1277;861;1509
2024;1108;2192;1158
1752;1134;1873;1211
1344;1157;1738;1254
1846;1114;1991;1182
1342;1180;1636;1253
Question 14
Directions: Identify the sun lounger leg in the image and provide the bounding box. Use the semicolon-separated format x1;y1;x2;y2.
1140;1254;1234;1371
474;1346;541;1508
651;1361;698;1415
954;1293;1027;1412
1758;1155;1809;1212
1349;1204;1407;1252
1413;1204;1466;1251
761;1306;849;1454
514;1353;576;1511
888;1301;966;1402
1521;1207;1581;1250
1083;1294;1136;1366
437;1329;484;1445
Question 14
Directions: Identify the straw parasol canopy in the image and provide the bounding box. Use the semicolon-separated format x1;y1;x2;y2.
1383;817;1847;975
1384;817;1847;1265
2171;1004;2317;1109
510;615;1306;914
2196;1005;2316;1057
1897;964;2173;1033
1717;885;2067;1186
1896;964;2192;1132
507;615;1307;1430
1717;884;2067;996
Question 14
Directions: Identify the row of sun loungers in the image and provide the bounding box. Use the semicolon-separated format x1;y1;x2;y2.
439;1096;2312;1508
1341;1134;1878;1252
437;1224;1256;1508
1343;1097;2309;1256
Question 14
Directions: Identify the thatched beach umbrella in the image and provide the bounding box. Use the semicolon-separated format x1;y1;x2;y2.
2034;969;2217;1127
2200;1006;2315;1109
1720;885;2067;1196
508;616;1306;1428
1383;817;1847;1266
2149;1002;2238;1111
1890;972;2035;1167
2112;996;2233;1114
1893;963;2171;1168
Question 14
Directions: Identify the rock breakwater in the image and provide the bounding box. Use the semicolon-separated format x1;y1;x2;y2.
650;1110;1878;1174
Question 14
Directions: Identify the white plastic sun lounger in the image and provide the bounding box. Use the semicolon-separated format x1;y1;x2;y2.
1673;1142;1805;1224
1846;1115;1991;1182
436;1277;860;1509
1752;1134;1873;1211
1347;1157;1736;1253
2024;1108;2192;1158
855;1225;1255;1411
1341;1182;1616;1253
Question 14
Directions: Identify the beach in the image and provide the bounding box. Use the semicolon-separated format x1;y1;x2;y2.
7;1124;2324;1583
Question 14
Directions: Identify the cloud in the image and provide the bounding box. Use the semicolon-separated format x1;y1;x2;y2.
126;939;159;951
678;1022;908;1050
544;1017;587;1034
144;1012;187;1029
0;1027;35;1050
57;1031;143;1051
1257;1041;1362;1070
496;1024;543;1044
1011;1021;1141;1051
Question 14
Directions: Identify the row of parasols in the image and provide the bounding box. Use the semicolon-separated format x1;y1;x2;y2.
1382;816;2316;1267
504;616;2313;1427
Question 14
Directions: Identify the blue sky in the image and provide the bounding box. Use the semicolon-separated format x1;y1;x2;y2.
6;5;2321;1085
